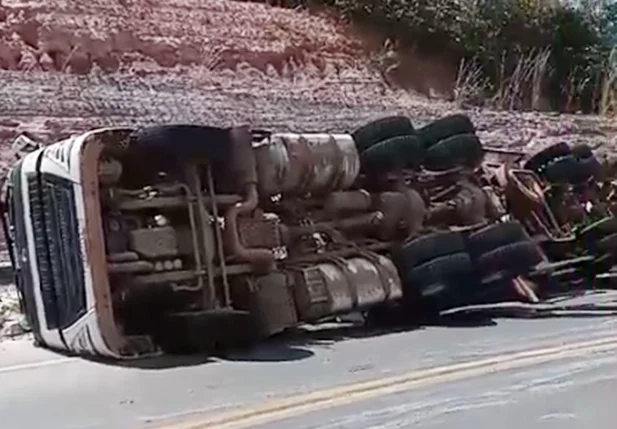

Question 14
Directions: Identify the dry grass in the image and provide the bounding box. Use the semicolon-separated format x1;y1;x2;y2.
452;46;614;114
600;47;617;119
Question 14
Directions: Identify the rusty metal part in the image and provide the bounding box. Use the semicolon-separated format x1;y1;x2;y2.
107;251;139;263
372;192;410;241
223;126;275;270
108;261;155;274
98;157;123;186
231;272;299;337
323;190;372;215
482;184;507;219
513;276;540;303
180;183;208;293
503;166;571;239
130;263;254;288
206;165;231;307
128;226;179;259
290;253;402;322
453;181;489;225
104;212;130;254
115;194;241;211
81;129;135;355
283;212;384;239
285;242;393;264
188;164;217;307
237;212;284;249
254;132;360;196
397;186;427;235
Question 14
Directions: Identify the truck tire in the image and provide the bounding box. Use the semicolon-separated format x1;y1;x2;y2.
155;309;257;355
574;155;601;182
571;143;593;159
466;221;529;258
571;145;601;183
406;252;475;310
417;114;476;148
423;133;484;171
524;142;572;172
398;230;466;270
475;241;544;279
542;155;579;183
541;148;600;184
351;116;415;153
360;134;425;172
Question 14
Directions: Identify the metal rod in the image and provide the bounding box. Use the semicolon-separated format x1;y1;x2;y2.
206;164;231;307
189;165;217;309
178;183;204;293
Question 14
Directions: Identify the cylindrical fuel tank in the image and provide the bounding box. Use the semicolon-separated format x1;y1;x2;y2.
254;133;360;196
292;254;403;321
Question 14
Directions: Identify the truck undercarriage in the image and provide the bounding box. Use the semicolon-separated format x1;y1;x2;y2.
3;115;616;358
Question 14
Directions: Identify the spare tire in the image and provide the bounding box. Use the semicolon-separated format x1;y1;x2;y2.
417;114;476;148
351;116;415;153
360;134;425;172
424;133;484;171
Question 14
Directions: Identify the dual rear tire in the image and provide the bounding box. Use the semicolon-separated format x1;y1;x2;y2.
393;221;544;314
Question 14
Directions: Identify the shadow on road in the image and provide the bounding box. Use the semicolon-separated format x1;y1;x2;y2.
260;311;498;350
79;340;319;369
76;352;216;370
219;343;315;362
428;313;498;328
54;312;499;370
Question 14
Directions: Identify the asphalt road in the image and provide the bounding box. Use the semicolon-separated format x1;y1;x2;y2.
1;315;617;429
256;348;617;429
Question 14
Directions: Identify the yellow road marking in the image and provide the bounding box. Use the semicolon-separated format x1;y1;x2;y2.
161;336;617;429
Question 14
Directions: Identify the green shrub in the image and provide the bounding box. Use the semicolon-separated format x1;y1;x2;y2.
247;0;616;113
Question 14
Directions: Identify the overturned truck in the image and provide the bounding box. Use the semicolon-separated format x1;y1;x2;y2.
1;118;612;359
2;125;409;358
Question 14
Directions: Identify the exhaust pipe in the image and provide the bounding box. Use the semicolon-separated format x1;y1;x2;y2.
223;126;275;270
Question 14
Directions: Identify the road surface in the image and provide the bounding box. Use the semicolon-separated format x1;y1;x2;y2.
251;347;617;429
1;314;617;429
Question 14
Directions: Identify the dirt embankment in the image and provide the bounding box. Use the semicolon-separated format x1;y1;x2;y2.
0;0;611;145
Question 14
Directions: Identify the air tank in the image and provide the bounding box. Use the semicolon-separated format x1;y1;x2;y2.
292;254;403;321
253;133;360;196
